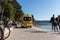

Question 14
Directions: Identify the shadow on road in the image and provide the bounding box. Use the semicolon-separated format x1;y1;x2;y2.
14;27;28;29
52;32;60;35
31;31;48;33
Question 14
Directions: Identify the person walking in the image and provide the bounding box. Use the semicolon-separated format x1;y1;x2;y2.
50;14;55;31
56;15;60;32
53;19;58;32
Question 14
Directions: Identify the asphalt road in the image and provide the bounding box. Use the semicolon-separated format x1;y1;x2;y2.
6;27;60;40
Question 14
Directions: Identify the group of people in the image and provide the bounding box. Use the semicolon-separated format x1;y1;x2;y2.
50;14;60;32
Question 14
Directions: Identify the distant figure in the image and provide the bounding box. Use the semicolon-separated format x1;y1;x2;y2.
56;15;60;31
56;15;59;31
53;19;58;32
58;16;60;31
50;14;55;31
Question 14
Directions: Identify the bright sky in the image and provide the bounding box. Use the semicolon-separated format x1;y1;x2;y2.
17;0;60;20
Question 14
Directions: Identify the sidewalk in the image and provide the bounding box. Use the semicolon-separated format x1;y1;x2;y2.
6;25;60;40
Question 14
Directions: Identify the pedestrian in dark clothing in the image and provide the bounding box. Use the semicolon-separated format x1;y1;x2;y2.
58;15;60;30
53;19;58;32
56;17;59;31
50;14;55;31
56;15;60;31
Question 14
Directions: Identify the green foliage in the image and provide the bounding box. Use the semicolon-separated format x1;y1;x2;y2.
1;0;24;21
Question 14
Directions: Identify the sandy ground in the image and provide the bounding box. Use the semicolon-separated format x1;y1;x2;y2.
6;26;60;40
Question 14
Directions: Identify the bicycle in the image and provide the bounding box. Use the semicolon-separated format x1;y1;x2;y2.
4;24;11;39
0;24;11;40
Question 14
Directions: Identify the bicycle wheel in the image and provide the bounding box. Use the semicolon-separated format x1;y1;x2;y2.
0;27;4;40
4;27;11;39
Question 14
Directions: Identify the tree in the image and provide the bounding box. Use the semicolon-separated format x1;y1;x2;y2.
1;0;24;21
12;0;24;21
